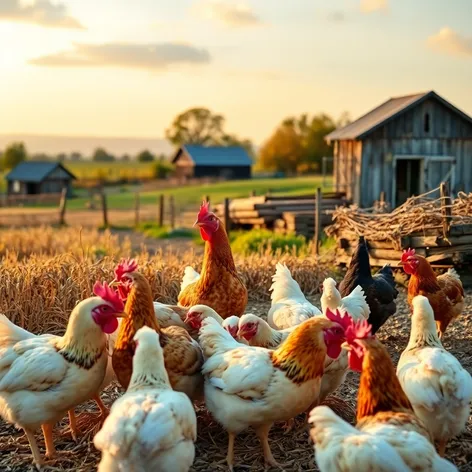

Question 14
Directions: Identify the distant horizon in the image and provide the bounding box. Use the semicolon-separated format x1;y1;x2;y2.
1;0;471;144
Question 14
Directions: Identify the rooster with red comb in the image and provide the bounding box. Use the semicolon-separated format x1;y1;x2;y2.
400;247;464;338
178;201;248;319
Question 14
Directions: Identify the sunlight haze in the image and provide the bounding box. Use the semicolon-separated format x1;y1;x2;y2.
1;0;471;147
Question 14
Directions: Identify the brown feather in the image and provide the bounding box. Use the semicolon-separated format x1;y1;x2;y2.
178;219;248;318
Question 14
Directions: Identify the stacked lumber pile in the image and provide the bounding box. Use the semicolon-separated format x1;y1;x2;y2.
326;186;472;267
214;192;347;237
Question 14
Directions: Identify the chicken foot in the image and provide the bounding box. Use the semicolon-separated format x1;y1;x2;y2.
68;410;78;442
255;423;281;468
24;428;44;471
93;393;109;417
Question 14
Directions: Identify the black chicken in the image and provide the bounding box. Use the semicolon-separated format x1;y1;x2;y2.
339;236;398;334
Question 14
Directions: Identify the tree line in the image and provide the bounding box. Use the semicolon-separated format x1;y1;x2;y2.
0;107;350;175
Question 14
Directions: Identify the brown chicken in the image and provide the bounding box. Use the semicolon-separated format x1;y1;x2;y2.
111;268;203;400
309;317;456;469
178;201;248;319
401;248;464;338
345;318;432;437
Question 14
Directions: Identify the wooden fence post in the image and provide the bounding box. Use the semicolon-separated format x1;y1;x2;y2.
204;195;210;206
158;194;164;227
101;191;108;228
313;187;322;255
250;190;256;197
380;191;386;204
440;181;452;238
169;195;175;230
58;187;67;225
134;192;140;227
224;198;231;236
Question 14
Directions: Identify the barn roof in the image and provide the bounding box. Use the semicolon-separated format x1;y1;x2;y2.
172;145;252;167
325;90;472;142
5;161;76;182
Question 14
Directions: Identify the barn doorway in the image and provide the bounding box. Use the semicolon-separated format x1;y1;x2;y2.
395;158;422;206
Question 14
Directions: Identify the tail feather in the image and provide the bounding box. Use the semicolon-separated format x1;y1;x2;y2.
198;318;240;358
445;268;460;281
270;263;306;305
0;314;35;346
340;285;370;321
180;266;200;295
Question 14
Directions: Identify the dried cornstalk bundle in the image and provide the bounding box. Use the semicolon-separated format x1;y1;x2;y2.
326;188;472;249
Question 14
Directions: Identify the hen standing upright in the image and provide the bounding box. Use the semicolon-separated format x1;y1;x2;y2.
339;236;398;334
401;248;464;338
178;202;248;319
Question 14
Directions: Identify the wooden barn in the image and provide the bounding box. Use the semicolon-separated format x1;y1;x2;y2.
325;91;472;208
5;161;76;196
171;145;252;180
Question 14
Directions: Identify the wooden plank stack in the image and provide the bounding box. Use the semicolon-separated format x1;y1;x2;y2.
214;191;347;237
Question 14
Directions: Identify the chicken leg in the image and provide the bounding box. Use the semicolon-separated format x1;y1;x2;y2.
226;432;236;472
41;424;56;459
68;410;78;441
24;428;44;471
437;439;447;457
93;394;109;417
255;423;281;468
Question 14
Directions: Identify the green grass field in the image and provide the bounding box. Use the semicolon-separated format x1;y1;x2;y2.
66;175;333;210
65;161;156;181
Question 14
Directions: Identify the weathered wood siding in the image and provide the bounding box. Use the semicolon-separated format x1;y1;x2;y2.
353;98;472;207
334;140;362;202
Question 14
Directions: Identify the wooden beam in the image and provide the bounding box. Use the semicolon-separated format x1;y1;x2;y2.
313;187;322;256
440;181;452;238
224;198;231;235
58;187;67;226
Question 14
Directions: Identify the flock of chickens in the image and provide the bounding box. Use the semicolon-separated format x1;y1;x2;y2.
0;201;471;472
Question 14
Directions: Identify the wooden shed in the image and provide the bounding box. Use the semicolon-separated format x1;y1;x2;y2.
325;91;472;208
171;145;252;180
5;161;76;197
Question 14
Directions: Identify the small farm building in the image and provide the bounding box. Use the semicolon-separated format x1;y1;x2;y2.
5;162;76;196
172;145;252;180
325;91;472;208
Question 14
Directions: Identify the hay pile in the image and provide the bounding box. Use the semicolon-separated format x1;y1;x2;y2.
326;189;472;248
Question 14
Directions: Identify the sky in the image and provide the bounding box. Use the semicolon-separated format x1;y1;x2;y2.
0;0;471;146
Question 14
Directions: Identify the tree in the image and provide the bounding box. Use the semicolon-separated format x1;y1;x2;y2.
120;154;130;161
166;107;226;146
30;152;52;161
258;124;304;174
56;153;67;162
136;149;155;162
1;142;27;170
258;112;345;174
92;147;115;162
70;151;82;161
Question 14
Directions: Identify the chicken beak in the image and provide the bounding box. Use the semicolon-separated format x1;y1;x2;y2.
115;311;128;318
109;279;119;287
193;219;201;227
341;341;351;351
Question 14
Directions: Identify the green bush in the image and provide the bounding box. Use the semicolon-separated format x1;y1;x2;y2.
230;229;308;256
137;222;196;239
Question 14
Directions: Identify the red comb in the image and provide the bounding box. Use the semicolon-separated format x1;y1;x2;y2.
401;248;415;263
197;201;210;220
325;308;353;332
93;281;124;313
114;258;138;281
345;318;373;343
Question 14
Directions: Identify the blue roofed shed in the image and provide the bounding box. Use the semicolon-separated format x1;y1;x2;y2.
171;145;252;180
5;161;76;196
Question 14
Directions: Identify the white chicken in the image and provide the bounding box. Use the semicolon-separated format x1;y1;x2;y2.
397;295;472;456
184;304;244;341
320;278;370;321
268;263;322;329
199;312;347;470
309;406;458;472
94;326;196;472
0;282;126;469
179;266;201;296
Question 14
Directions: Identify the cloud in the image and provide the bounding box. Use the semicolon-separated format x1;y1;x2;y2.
327;11;346;22
360;0;388;13
427;27;472;58
0;0;84;29
192;1;262;28
28;42;211;69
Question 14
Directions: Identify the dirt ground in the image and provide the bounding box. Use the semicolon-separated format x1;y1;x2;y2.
0;289;471;472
